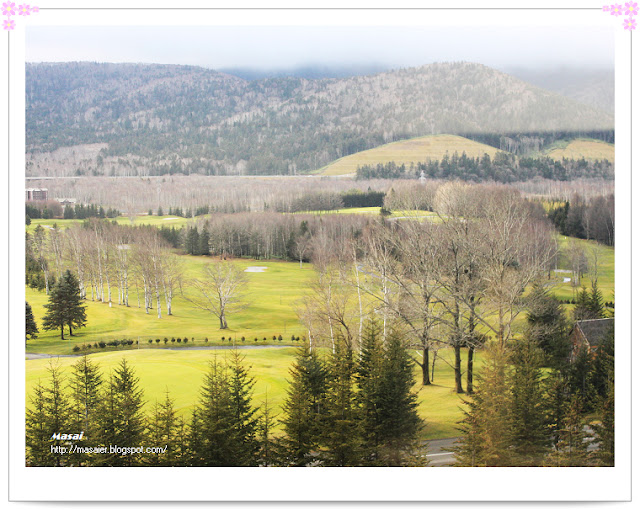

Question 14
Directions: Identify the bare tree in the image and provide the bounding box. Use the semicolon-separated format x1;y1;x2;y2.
182;261;248;329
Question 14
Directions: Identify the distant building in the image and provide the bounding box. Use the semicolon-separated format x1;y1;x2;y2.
419;170;427;184
569;318;614;361
25;188;48;201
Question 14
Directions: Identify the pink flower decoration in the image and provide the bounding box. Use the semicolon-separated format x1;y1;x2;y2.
610;3;623;15
2;1;16;16
625;2;638;15
3;18;15;30
623;17;637;30
18;3;30;15
603;5;610;10
31;5;37;12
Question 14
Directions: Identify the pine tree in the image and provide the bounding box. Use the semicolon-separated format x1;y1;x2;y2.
279;345;328;466
568;346;596;411
228;349;259;465
25;301;39;344
356;321;384;463
68;356;103;466
26;362;73;466
257;393;277;466
545;370;570;449
25;381;50;466
376;332;424;466
525;284;569;367
589;324;614;400
320;341;362;466
146;390;183;466
199;226;211;256
42;270;87;340
508;340;550;465
455;343;513;466
190;359;238;466
588;282;606;319
95;359;146;466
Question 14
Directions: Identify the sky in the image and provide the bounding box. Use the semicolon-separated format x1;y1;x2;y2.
25;25;614;73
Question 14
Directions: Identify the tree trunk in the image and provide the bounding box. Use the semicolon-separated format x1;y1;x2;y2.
422;346;431;385
467;345;475;394
68;324;73;337
454;344;464;394
219;314;228;329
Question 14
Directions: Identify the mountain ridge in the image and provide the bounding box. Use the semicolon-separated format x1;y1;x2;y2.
26;61;614;177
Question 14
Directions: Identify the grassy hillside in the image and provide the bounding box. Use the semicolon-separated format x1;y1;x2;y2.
545;138;615;162
320;134;502;176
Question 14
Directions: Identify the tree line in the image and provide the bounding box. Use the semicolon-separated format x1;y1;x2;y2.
548;193;615;246
356;153;613;183
26;326;423;467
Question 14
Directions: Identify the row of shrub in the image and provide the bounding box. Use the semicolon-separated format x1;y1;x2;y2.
71;335;305;352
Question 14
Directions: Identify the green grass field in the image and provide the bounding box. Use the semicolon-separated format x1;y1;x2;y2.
25;346;473;440
318;134;502;176
26;258;315;355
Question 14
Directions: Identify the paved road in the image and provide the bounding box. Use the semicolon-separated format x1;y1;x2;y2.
424;437;459;466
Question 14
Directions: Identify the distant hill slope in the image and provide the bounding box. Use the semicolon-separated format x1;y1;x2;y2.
320;134;502;176
506;67;614;115
26;62;614;177
545;139;615;162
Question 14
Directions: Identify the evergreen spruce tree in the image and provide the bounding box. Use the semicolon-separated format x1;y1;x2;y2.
257;393;277;466
568;346;596;411
376;331;424;466
199;226;211;256
320;341;362;466
508;340;551;465
279;344;328;466
190;359;238;466
146;390;183;466
42;270;87;340
95;359;146;466
455;343;513;466
41;278;68;340
525;284;570;367
588;282;606;319
589;324;614;400
356;321;384;464
68;356;103;466
228;349;259;465
26;362;73;466
25;381;50;466
25;301;39;344
545;370;570;449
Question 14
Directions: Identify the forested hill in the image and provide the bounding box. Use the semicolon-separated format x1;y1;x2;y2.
26;62;614;177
